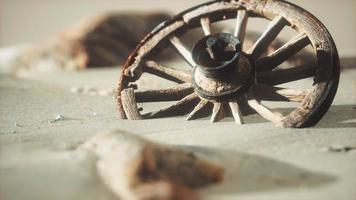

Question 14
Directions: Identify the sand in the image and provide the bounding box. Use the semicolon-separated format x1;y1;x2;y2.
0;67;355;200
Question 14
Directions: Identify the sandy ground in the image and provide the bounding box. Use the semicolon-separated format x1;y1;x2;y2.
0;67;355;200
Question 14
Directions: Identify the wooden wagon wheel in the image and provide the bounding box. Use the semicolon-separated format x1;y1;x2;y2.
117;0;340;128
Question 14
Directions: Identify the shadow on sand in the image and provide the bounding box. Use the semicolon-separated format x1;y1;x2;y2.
315;104;356;128
177;145;335;195
222;104;356;128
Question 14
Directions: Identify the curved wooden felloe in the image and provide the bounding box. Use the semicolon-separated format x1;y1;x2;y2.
117;0;340;128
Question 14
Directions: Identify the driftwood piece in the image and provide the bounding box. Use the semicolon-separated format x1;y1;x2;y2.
78;130;223;200
6;13;169;75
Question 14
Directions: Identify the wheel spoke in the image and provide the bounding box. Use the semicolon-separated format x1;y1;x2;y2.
121;88;143;120
247;94;283;124
248;15;288;59
234;9;248;47
135;83;194;102
253;84;311;103
143;60;192;83
257;63;317;85
229;101;244;124
186;99;209;120
200;17;211;36
169;36;196;67
211;103;225;122
144;93;199;118
257;33;310;71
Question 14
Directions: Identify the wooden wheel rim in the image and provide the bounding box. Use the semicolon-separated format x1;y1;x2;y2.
117;0;340;128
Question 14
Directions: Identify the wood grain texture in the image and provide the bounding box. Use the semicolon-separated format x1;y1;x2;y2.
211;103;225;122
144;93;199;119
186;99;209;121
257;33;310;71
234;9;249;47
248;15;288;60
135;83;194;102
169;36;196;67
200;17;212;36
121;88;143;120
229;101;244;124
144;60;192;83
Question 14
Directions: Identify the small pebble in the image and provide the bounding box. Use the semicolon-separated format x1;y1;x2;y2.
55;115;64;120
50;114;65;123
70;86;114;96
70;87;82;93
14;122;23;127
98;90;110;96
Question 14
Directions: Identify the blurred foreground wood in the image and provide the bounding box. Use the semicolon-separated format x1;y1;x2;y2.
9;13;169;74
77;130;224;200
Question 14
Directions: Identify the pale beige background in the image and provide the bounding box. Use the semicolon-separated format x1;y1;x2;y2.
0;0;355;56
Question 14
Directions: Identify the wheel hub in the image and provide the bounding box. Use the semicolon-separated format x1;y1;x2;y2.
192;33;254;101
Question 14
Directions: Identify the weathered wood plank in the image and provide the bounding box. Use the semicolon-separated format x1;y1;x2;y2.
169;36;196;67
211;103;225;122
135;83;193;102
229;101;244;124
248;16;288;59
257;33;310;71
234;9;249;47
200;17;212;36
121;88;143;120
144;93;199;118
186;99;209;120
247;92;283;124
144;60;192;83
